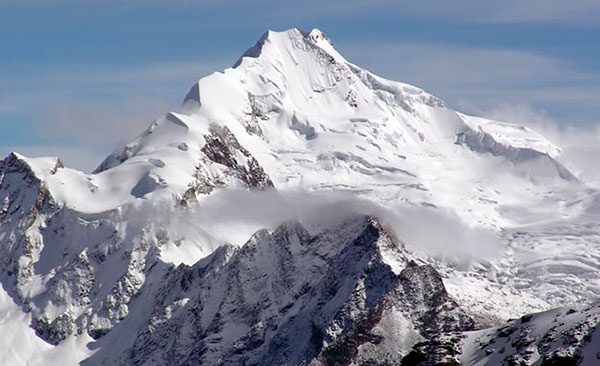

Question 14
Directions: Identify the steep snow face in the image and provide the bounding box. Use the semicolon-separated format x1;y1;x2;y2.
96;27;577;231
35;27;574;220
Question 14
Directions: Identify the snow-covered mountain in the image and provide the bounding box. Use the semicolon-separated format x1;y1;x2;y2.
1;28;599;365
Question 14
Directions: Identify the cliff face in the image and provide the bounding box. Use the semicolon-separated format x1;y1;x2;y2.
112;217;472;366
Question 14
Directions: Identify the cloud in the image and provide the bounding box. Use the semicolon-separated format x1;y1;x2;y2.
473;0;600;25
470;102;600;186
0;60;227;108
36;61;224;90
174;188;503;266
307;0;600;25
194;1;600;27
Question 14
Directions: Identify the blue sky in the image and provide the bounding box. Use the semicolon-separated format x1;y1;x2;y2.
1;1;600;171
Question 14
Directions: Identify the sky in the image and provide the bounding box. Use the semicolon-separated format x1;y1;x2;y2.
1;1;599;172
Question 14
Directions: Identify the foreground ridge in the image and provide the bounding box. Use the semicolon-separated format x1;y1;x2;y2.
116;217;473;365
403;302;600;366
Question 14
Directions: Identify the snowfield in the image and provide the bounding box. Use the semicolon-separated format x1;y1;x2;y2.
1;28;599;365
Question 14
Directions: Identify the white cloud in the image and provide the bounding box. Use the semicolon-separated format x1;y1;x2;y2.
35;61;225;88
0;96;172;172
475;0;600;25
181;188;502;265
199;0;600;26
470;102;600;186
366;1;600;25
0;60;228;105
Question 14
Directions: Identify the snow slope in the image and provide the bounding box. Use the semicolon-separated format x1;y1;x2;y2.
403;302;600;365
1;27;599;364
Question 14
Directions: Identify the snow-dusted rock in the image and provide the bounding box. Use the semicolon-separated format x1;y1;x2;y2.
403;302;600;366
116;216;472;366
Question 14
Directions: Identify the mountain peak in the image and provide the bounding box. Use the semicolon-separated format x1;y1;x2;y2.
6;27;576;217
233;27;342;69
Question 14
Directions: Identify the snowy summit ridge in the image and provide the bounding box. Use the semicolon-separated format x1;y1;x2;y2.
1;28;599;365
77;27;572;215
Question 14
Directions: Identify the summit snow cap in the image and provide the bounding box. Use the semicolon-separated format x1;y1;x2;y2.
233;27;345;68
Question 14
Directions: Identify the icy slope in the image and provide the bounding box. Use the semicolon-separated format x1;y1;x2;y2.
26;28;574;218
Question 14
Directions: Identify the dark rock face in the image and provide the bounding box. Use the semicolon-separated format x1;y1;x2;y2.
181;124;274;205
0;153;58;296
32;313;77;346
201;124;274;189
124;217;474;366
398;264;475;337
317;302;387;366
400;334;465;366
312;262;474;366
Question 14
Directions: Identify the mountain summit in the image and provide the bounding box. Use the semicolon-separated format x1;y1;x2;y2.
1;28;599;365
